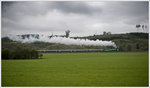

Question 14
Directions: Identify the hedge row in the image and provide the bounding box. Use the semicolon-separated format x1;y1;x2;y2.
2;47;42;60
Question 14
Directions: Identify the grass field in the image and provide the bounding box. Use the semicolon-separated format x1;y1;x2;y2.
2;52;148;87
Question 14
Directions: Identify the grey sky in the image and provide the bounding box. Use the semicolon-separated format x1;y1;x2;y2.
1;1;149;37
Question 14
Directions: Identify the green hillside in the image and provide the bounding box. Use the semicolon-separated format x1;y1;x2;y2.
2;32;149;52
74;32;148;51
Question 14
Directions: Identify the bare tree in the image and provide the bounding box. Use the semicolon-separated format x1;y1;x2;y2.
142;25;145;30
145;25;147;29
107;32;111;35
103;31;106;35
136;24;141;32
136;24;141;28
65;30;70;38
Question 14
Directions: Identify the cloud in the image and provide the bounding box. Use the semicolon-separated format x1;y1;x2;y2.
49;2;102;15
1;1;149;37
7;34;117;48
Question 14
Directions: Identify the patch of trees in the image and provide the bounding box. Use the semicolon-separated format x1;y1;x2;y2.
2;37;13;42
103;31;111;35
17;34;40;39
2;47;42;60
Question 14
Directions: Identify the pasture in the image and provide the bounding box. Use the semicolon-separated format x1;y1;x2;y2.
2;52;148;86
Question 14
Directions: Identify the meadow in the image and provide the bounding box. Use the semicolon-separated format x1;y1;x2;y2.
2;52;148;87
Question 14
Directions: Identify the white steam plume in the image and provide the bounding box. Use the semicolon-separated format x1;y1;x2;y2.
7;34;117;48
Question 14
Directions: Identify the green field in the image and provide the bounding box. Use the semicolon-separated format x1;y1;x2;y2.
2;52;148;87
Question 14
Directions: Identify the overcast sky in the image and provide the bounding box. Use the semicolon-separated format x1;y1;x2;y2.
1;1;149;37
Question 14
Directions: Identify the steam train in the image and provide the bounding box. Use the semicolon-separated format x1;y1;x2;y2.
37;48;119;53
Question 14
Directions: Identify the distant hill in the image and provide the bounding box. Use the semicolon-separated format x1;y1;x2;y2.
74;32;148;51
74;32;148;40
2;32;149;51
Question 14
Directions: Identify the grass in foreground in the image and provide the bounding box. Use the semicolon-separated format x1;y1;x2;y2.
2;52;148;86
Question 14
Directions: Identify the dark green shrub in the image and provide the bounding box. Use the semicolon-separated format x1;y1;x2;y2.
2;47;40;60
